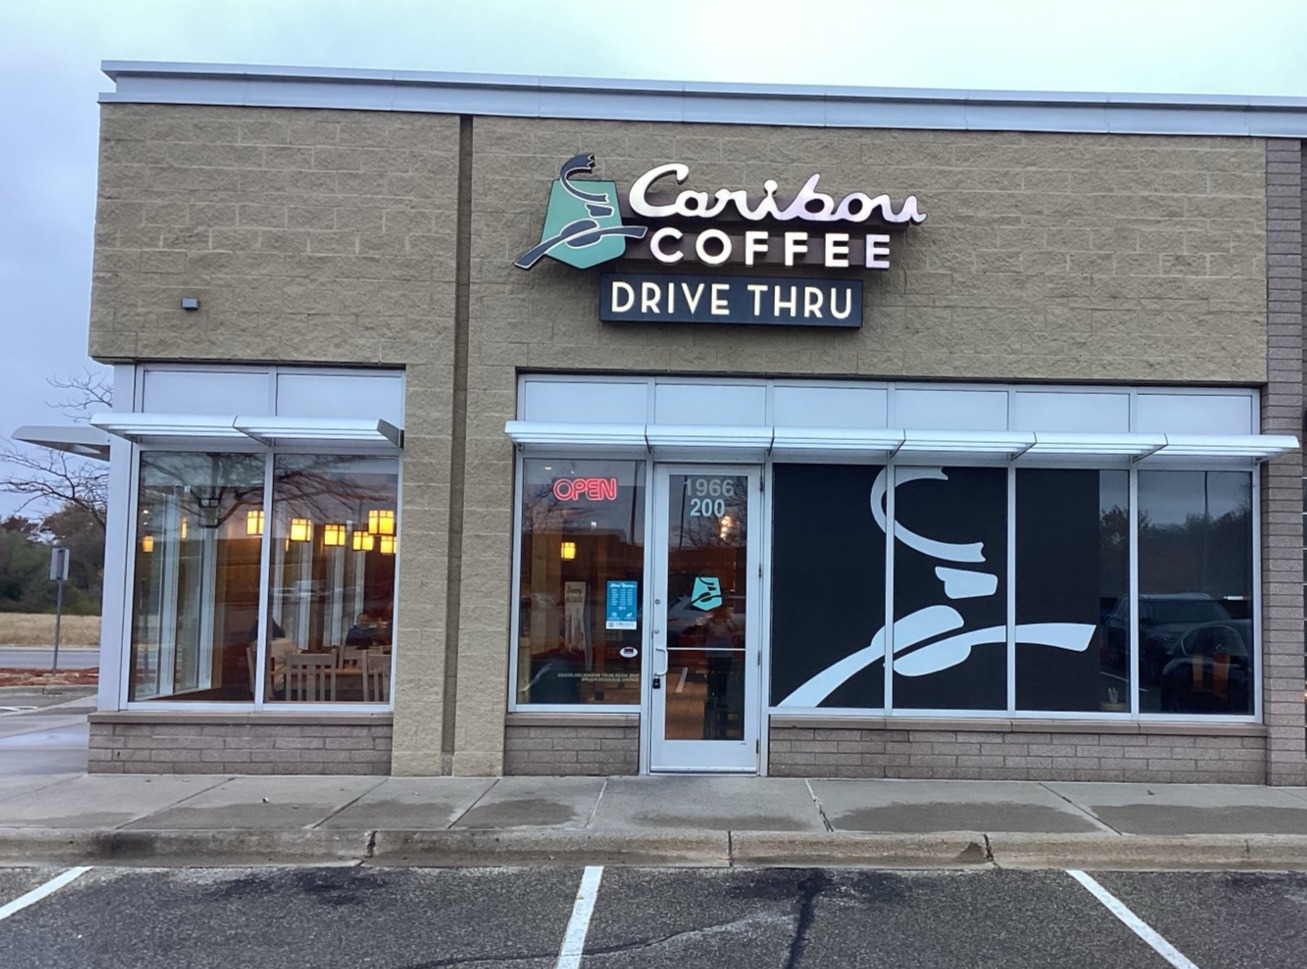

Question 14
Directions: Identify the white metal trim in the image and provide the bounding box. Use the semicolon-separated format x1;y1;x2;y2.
117;443;142;709
1128;468;1142;717
1251;464;1264;723
883;464;896;713
101;62;1307;139
505;447;527;714
253;453;274;708
758;456;774;776
97;364;137;713
1006;465;1017;714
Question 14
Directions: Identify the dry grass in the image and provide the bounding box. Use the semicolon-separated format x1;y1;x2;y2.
0;668;98;686
0;613;101;647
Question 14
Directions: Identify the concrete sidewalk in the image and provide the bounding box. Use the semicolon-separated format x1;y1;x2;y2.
3;771;1307;870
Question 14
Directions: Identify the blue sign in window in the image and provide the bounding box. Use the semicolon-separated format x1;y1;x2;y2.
606;580;638;630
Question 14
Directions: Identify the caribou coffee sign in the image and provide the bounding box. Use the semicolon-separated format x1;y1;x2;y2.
514;153;925;326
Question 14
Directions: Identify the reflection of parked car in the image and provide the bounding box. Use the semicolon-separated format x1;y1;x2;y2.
1105;594;1233;683
1158;620;1251;714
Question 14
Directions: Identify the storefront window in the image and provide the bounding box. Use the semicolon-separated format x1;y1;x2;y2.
771;464;887;708
515;458;644;705
892;466;1008;711
265;455;399;704
1016;469;1129;712
128;453;265;701
510;458;1259;720
1138;471;1253;715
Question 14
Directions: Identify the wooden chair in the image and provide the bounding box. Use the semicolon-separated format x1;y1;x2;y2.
336;646;364;670
284;653;337;701
362;652;391;703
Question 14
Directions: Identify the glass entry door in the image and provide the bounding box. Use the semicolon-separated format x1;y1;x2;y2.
648;466;761;773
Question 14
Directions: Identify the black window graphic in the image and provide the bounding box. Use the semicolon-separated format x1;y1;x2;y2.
769;464;1253;717
1015;469;1129;712
770;465;886;708
890;467;1009;711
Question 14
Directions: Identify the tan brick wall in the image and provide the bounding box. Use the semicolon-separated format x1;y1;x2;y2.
88;714;393;774
468;119;1268;386
1263;140;1305;785
89;105;1281;778
768;720;1267;783
503;716;639;776
90;104;460;367
454;119;1272;774
87;104;461;774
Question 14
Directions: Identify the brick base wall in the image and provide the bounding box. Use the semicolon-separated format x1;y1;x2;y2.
768;718;1268;783
504;714;639;775
88;713;393;774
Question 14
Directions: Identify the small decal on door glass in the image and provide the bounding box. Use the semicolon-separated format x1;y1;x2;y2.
690;575;722;611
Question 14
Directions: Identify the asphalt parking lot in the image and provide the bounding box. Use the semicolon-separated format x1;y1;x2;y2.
3;865;1306;968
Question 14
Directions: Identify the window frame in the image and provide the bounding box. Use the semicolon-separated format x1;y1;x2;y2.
506;449;647;714
119;440;401;713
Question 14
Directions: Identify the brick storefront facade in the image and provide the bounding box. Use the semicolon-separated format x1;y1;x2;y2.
76;65;1306;783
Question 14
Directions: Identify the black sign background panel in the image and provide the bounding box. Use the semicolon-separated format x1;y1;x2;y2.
892;467;1007;711
1015;469;1102;712
770;465;885;708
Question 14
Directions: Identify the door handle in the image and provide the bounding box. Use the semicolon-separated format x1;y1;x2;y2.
653;630;668;676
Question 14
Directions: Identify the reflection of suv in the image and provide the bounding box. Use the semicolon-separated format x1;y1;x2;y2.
1106;594;1233;683
1159;620;1252;713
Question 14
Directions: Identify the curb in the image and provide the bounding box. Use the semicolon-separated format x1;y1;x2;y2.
0;828;368;867
3;828;1307;870
368;830;730;867
988;832;1307;870
729;831;991;868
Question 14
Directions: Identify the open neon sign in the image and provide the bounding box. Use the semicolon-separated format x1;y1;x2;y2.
552;477;618;501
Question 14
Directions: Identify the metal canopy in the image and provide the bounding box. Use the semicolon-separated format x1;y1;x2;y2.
89;413;404;448
504;421;1299;464
11;424;113;461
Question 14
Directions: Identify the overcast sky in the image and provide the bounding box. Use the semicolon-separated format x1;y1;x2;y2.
2;0;1307;518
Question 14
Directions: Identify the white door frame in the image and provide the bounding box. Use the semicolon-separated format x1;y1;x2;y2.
644;464;762;773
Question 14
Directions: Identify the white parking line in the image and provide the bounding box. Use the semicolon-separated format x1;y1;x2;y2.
0;866;91;922
1067;869;1199;969
556;865;604;969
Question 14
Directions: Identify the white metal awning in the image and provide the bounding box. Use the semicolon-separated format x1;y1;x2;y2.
90;413;403;448
11;424;113;461
504;422;1298;464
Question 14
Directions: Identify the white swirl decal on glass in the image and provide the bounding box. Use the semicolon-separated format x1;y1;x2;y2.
934;567;998;600
777;469;1096;707
893;623;1092;677
870;468;985;564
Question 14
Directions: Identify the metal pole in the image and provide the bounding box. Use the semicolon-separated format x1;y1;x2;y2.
52;576;64;674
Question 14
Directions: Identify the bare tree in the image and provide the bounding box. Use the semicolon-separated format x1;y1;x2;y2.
47;369;112;421
1;369;112;528
0;448;108;528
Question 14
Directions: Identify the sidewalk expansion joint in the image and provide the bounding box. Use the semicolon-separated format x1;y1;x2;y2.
804;779;833;832
584;779;607;828
448;777;498;828
982;833;995;864
363;829;376;860
308;777;387;830
1038;781;1121;834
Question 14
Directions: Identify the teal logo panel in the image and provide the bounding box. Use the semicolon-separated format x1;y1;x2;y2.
515;153;647;270
690;575;723;611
